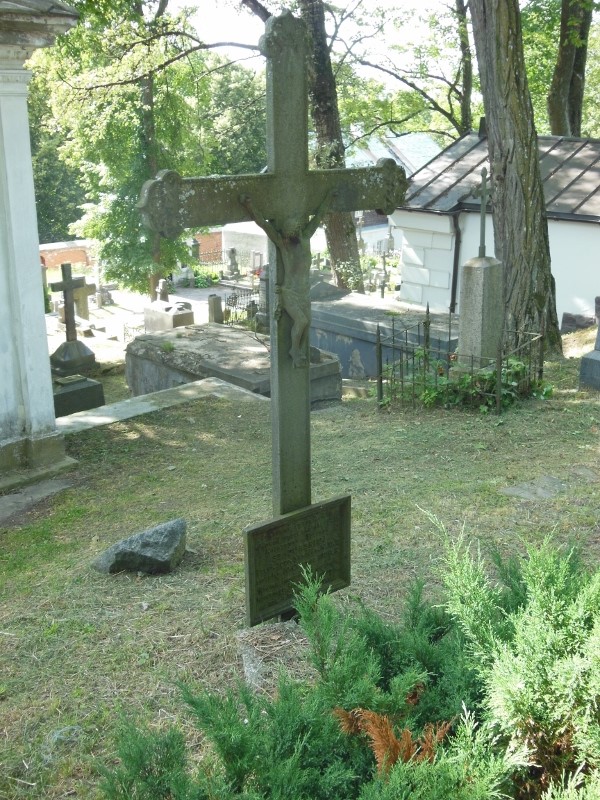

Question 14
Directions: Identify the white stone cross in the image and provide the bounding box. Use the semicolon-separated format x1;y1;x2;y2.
138;12;407;516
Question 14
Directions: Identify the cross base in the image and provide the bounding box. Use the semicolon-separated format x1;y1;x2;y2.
50;340;97;377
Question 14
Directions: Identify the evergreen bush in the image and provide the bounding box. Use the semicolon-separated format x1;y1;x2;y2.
99;534;600;799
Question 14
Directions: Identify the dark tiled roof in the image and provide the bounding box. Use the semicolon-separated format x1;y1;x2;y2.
404;132;600;221
0;1;76;14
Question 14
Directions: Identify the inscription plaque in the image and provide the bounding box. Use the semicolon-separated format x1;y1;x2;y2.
244;495;351;626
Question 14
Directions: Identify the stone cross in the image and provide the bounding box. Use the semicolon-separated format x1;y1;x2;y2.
50;263;85;343
475;167;489;258
72;280;97;321
138;12;407;516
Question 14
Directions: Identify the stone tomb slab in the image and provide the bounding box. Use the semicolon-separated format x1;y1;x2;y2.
244;494;351;626
125;323;342;403
53;374;105;417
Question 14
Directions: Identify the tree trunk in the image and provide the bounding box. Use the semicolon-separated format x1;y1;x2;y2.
297;0;364;292
547;0;593;136
469;0;561;352
140;72;162;299
455;0;473;134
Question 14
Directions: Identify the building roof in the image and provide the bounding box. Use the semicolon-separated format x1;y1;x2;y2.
347;133;441;177
404;132;600;222
0;1;76;13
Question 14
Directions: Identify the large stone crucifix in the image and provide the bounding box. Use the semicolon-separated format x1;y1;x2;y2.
138;11;407;517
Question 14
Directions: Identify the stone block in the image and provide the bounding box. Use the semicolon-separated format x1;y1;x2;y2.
402;264;430;285
144;306;195;332
580;349;600;390
53;375;105;417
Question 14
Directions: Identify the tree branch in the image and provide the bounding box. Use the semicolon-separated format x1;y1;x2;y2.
240;0;271;23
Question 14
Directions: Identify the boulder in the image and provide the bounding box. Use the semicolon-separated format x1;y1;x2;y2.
92;518;187;574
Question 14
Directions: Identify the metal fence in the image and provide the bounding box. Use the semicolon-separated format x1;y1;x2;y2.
375;308;545;413
223;287;260;325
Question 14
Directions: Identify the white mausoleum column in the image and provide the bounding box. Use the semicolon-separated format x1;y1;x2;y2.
0;3;78;481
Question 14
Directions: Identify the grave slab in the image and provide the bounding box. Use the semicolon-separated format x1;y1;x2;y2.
125;323;342;403
53;375;105;418
244;494;351;626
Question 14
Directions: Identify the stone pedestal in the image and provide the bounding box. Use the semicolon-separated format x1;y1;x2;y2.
457;255;504;366
53;375;105;417
50;340;97;376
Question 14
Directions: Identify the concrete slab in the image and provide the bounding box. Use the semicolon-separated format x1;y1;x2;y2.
56;377;267;435
0;477;73;525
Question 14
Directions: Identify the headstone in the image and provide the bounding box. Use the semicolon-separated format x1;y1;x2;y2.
457;168;504;366
224;247;240;278
157;278;170;302
49;263;97;376
579;325;600;389
208;294;224;324
91;518;187;574
256;270;270;332
72;280;96;320
53;374;105;418
137;12;407;623
144;300;194;332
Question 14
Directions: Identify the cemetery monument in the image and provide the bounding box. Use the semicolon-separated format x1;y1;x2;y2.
138;12;407;623
0;1;78;485
49;262;97;376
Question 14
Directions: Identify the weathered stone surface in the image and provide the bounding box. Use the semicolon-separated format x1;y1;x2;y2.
92;518;187;574
125;323;342;403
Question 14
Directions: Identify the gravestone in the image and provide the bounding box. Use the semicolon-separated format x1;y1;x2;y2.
138;12;407;624
144;279;194;332
72;280;96;320
579;324;600;389
53;374;105;417
49;263;97;376
457;168;504;366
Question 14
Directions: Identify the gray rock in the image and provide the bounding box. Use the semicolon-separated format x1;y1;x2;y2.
92;518;187;574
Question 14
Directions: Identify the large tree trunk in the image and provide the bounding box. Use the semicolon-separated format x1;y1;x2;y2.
140;72;162;299
469;0;561;352
297;0;364;292
547;0;593;136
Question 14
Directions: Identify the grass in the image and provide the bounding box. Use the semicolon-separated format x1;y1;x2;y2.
1;329;600;798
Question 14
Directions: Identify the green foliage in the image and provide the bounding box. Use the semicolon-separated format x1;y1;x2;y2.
100;538;600;799
99;723;194;800
29;1;266;294
384;352;552;413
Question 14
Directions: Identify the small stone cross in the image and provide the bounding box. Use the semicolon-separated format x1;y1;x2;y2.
138;12;407;516
473;167;490;258
50;263;85;342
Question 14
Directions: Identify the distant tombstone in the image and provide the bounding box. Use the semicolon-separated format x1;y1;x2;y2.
49;263;97;376
144;282;194;332
256;270;270;332
224;247;240;279
72;280;96;320
208;293;224;324
457;168;504;366
579;321;600;389
157;278;170;302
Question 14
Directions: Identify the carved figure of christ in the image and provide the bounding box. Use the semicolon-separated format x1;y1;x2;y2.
137;12;407;516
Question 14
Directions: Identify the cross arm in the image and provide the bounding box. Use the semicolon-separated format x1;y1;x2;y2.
311;158;408;216
137;169;277;239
